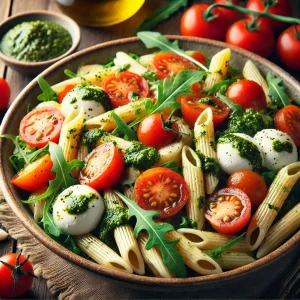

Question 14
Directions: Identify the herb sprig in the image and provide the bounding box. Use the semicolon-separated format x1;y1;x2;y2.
266;73;289;108
37;78;58;102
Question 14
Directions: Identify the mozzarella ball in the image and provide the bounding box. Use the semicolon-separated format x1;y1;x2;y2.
217;133;263;175
254;129;297;170
53;185;105;235
61;85;109;119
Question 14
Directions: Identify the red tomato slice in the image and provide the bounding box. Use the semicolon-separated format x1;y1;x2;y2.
20;107;64;149
11;154;55;191
57;84;75;103
275;105;300;147
151;52;197;80
134;167;189;218
0;78;10;110
226;79;267;111
205;187;251;235
79;142;124;190
179;93;230;127
137;114;178;149
104;71;149;108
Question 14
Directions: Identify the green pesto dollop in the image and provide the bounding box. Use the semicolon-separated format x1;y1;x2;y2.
197;151;221;178
0;20;72;62
82;128;108;152
65;192;97;215
218;133;262;170
272;140;293;153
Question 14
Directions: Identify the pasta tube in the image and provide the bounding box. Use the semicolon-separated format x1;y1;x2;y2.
177;229;250;252
28;186;47;222
74;233;133;273
257;202;300;258
182;146;205;229
114;52;147;75
155;141;183;166
246;161;300;250
103;190;145;275
194;108;219;194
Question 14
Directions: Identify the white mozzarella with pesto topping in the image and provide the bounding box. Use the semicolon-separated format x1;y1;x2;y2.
217;133;263;175
61;85;108;120
53;185;105;235
254;129;297;170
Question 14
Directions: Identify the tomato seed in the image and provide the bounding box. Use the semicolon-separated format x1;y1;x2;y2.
223;215;231;222
172;184;178;188
165;178;171;184
170;193;177;198
144;193;150;198
147;181;153;186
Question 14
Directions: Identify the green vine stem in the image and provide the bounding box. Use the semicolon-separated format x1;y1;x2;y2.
295;25;300;40
204;2;300;25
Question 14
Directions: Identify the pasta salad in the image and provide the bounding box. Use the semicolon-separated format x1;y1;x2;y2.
3;32;300;278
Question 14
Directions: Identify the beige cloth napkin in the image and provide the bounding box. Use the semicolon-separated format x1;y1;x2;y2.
0;195;298;300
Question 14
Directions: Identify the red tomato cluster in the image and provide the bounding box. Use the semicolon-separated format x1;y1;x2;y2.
180;0;299;70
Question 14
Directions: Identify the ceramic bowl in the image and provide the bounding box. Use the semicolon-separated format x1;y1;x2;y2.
0;36;299;291
0;10;80;75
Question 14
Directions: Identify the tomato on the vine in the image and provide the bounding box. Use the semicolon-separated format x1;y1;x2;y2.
277;25;300;71
79;142;124;190
227;170;268;208
226;79;267;111
137;113;178;149
104;71;149;108
246;0;292;35
205;187;251;235
134;167;190;218
57;84;75;103
0;78;10;110
214;0;243;24
179;93;230;127
226;19;274;58
180;4;228;41
0;253;36;298
275;105;300;147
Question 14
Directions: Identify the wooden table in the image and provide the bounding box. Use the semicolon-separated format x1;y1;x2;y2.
0;0;299;299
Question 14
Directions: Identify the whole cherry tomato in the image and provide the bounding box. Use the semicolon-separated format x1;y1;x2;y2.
246;0;292;35
214;0;243;24
181;4;228;41
226;19;274;58
0;78;10;110
277;25;300;71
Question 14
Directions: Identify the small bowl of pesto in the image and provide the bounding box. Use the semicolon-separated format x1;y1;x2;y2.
0;10;80;75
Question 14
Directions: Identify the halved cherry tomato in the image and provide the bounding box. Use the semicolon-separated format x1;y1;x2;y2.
0;78;10;110
214;0;243;24
104;71;149;108
226;79;267;111
227;170;267;208
137;114;178;149
20;107;64;149
275;105;300;147
179;93;230;127
11;154;55;191
79;142;124;190
134;167;189;218
205;187;251;235
151;52;197;80
57;84;75;103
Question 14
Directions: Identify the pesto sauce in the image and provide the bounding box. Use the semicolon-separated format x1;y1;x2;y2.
218;134;262;170
0;21;72;62
65;192;97;215
199;97;215;106
82;128;108;151
197;195;204;210
272;140;293;153
197;151;220;178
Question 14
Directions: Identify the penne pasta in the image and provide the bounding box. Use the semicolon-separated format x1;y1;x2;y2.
246;161;300;250
74;233;133;273
28;186;47;222
194;108;219;194
123;185;136;202
176;118;193;146
77;64;105;77
182;146;206;229
114;52;147;75
257;202;300;258
155;140;183;166
77;144;89;161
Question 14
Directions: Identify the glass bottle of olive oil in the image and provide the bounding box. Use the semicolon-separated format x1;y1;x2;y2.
56;0;145;27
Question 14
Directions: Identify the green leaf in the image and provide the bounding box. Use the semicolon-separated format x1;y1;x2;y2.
266;73;289;108
114;191;186;277
206;233;246;260
130;70;205;127
111;111;138;141
216;91;244;114
160;161;182;174
204;79;237;95
137;31;208;71
64;69;77;78
37;77;58;102
228;65;242;76
137;0;188;32
142;70;159;84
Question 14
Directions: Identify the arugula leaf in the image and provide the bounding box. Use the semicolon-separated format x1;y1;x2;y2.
228;65;242;76
114;191;186;277
160;161;182;174
142;70;159;85
111;111;138;141
137;0;188;32
137;31;208;71
206;233;246;260
266;73;289;108
216;91;244;114
204;79;237;95
64;69;77;78
130;70;205;127
37;77;58;102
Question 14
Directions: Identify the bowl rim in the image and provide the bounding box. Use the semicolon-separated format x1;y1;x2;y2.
0;10;81;67
0;35;299;288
